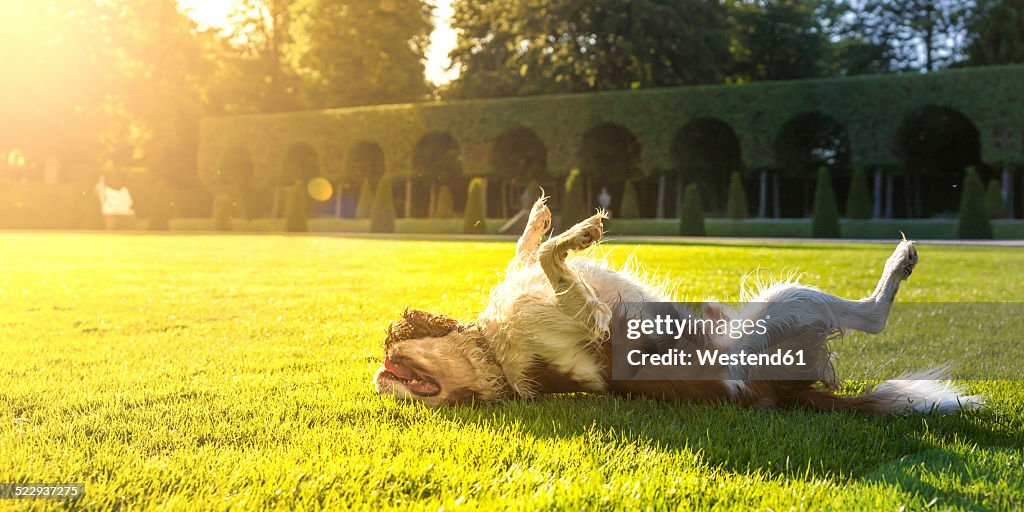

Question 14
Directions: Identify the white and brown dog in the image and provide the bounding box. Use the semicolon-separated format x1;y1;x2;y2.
374;198;982;414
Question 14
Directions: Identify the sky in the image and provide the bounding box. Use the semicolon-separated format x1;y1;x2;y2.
176;0;459;85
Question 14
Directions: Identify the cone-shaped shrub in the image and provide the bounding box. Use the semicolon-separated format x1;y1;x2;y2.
985;179;1008;219
845;167;872;220
370;175;395;233
463;178;487;234
678;183;705;236
958;168;993;239
212;194;233;231
355;178;374;219
285;181;308;232
433;184;455;218
619;180;640;219
149;188;171;231
561;169;587;228
726;172;749;220
811;167;841;238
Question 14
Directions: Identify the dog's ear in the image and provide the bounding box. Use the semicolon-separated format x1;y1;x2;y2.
386;308;462;346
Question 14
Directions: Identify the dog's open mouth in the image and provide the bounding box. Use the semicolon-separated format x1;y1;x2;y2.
380;356;441;397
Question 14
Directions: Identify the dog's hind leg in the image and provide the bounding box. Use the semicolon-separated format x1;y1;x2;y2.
512;197;552;266
724;240;920;385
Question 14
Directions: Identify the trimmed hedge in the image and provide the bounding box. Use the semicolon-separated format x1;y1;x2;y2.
678;183;705;236
845;167;872;220
463;178;487;234
200;64;1024;192
370;175;396;233
725;172;748;220
811;167;841;238
958;168;993;239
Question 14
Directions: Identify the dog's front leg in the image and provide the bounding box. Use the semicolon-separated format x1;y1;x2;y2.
512;197;552;266
532;211;612;390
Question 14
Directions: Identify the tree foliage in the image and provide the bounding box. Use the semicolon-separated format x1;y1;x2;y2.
726;0;831;81
966;0;1024;65
447;0;732;99
288;0;432;108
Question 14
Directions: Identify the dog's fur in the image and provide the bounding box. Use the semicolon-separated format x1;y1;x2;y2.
375;198;983;414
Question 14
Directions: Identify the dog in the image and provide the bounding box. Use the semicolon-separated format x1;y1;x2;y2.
374;197;982;414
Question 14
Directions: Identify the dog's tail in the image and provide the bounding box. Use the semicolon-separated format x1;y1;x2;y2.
797;367;984;414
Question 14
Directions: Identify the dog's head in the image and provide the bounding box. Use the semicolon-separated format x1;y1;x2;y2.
373;309;507;406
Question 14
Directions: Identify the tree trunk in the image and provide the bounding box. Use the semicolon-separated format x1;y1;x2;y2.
675;177;684;216
428;181;437;218
334;181;342;217
657;174;666;219
758;170;767;219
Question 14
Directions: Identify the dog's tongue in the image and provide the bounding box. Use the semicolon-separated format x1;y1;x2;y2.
384;357;416;380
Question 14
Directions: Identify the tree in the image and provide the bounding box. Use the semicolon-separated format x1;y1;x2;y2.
811;167;841;238
288;0;433;107
463;179;487;234
447;0;732;99
370;175;396;233
845;167;872;219
986;179;1009;218
679;184;705;236
560;169;588;229
834;0;974;72
726;172;748;220
726;0;831;82
965;0;1024;65
958;168;993;239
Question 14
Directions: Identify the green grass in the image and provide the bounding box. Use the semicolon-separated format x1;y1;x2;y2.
0;233;1022;510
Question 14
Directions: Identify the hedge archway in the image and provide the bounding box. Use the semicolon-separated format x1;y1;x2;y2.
672;117;742;213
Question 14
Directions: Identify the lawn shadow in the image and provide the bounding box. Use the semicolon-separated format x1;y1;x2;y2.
436;393;1020;482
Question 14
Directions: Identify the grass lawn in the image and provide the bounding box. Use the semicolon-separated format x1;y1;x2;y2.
0;233;1022;510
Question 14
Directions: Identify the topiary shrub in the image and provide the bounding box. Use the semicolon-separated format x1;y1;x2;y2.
725;172;748;220
678;183;705;236
811;167;841;238
619;180;640;219
355;178;374;219
463;178;487;234
433;184;455;218
958;168;993;239
985;179;1008;219
212;194;234;231
560;169;587;229
845;166;872;220
370;175;396;233
148;187;171;231
285;181;309;232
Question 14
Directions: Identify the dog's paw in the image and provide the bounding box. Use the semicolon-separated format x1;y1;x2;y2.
528;199;552;234
562;212;605;252
889;239;919;280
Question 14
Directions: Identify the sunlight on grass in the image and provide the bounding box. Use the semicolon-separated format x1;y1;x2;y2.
0;234;1021;509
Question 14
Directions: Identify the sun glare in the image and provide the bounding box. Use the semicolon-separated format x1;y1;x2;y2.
175;0;458;85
